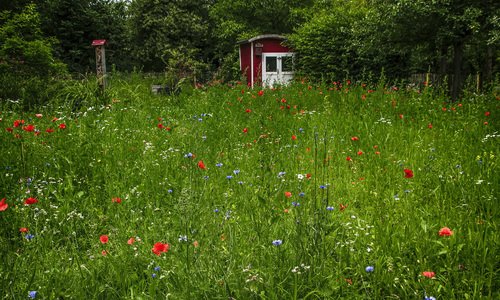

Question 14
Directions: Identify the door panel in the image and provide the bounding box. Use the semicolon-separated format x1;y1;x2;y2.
262;53;294;87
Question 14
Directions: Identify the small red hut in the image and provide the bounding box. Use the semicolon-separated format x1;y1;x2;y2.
237;34;295;87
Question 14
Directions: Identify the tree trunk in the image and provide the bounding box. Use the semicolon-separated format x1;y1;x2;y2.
451;42;464;101
481;45;493;90
437;46;448;86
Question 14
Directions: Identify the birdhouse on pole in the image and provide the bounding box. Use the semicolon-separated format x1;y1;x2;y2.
91;39;107;91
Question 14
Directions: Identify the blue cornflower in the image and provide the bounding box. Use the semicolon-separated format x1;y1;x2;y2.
25;234;35;241
326;206;334;211
28;291;37;299
154;266;161;271
233;169;240;175
184;152;193;158
278;171;286;177
204;176;210;180
214;208;219;213
152;273;157;278
167;189;173;193
216;163;223;167
225;210;232;220
365;266;374;273
319;185;326;189
393;194;400;200
298;192;305;197
299;128;304;133
272;239;283;246
226;175;233;180
424;297;436;300
292;202;300;207
178;235;188;242
238;181;244;185
404;189;412;194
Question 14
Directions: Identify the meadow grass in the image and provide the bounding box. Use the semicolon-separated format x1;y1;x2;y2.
0;76;498;299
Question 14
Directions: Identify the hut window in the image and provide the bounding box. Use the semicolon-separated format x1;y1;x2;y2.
266;56;277;72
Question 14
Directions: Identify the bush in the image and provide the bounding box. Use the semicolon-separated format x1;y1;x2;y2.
0;4;66;109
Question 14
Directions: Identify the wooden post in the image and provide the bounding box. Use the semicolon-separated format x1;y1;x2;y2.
476;72;480;93
91;40;107;92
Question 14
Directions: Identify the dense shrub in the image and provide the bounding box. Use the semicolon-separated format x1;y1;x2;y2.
0;4;66;109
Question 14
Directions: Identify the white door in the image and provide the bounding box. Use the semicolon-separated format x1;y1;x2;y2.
262;53;294;87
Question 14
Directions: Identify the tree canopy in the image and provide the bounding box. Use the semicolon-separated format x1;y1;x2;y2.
0;0;498;97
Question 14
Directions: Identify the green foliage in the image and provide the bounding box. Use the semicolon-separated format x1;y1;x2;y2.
38;0;131;73
0;4;66;109
0;4;65;77
127;0;212;72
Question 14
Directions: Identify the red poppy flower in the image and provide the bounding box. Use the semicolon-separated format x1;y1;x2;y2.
112;197;122;203
357;151;363;156
245;108;252;113
0;198;8;211
101;250;108;256
52;117;59;122
346;156;352;161
19;227;29;233
152;242;170;256
339;203;348;211
100;235;109;244
127;237;135;245
438;227;453;236
59;123;66;129
258;90;264;96
284;191;292;198
422;271;435;278
428;123;433;129
24;197;38;205
35;114;43;118
6;127;13;132
157;123;164;129
485;111;490;117
22;124;35;132
13;120;24;127
403;169;414;178
197;160;206;170
292;135;297;141
46;128;54;133
351;136;359;141
243;128;248;133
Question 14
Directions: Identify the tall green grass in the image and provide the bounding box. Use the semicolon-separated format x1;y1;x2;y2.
0;77;498;299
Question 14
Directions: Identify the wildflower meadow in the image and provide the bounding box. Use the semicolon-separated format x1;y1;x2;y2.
0;77;498;299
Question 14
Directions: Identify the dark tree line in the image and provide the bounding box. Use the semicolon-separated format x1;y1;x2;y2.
1;0;498;100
